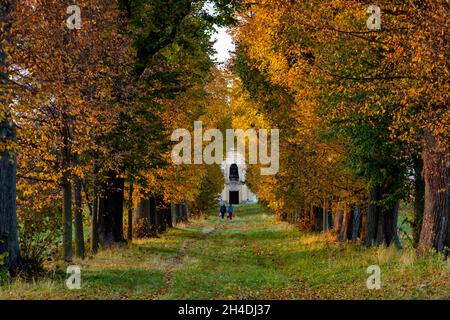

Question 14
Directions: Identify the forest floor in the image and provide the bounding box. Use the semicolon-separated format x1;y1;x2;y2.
0;203;449;300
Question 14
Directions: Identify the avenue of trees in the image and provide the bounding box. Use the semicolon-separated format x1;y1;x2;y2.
232;0;449;254
0;0;449;279
0;0;232;273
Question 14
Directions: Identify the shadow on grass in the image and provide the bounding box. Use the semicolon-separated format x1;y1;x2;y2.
83;269;165;292
134;246;179;256
169;263;291;299
215;228;292;241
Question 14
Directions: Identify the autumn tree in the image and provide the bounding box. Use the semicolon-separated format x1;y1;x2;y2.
0;0;20;270
10;0;129;259
232;0;448;253
118;0;236;237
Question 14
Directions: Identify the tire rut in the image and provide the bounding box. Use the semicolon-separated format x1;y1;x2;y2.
154;224;217;298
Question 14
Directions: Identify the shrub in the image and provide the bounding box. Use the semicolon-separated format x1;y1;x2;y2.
132;218;159;238
190;165;224;216
297;216;315;232
15;206;61;280
16;223;60;279
0;248;9;284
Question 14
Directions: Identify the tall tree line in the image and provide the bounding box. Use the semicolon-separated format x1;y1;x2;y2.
0;0;234;271
232;0;449;254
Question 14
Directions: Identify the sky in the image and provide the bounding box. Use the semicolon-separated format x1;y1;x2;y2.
204;1;235;64
211;26;235;65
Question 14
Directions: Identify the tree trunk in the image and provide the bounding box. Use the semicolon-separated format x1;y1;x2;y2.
375;204;386;246
0;117;19;270
149;196;156;226
365;186;381;247
166;206;173;228
309;204;315;231
156;209;166;232
171;204;177;227
98;171;125;246
365;184;401;248
333;209;343;232
182;203;189;221
337;206;353;241
74;176;84;259
351;207;361;242
176;204;182;223
0;0;19;271
155;204;163;232
384;201;401;248
90;162;99;254
413;156;425;247
375;202;400;248
360;207;368;241
339;207;352;241
61;119;72;261
322;199;328;232
419;130;450;253
91;192;99;253
134;196;152;236
127;183;133;242
62;173;72;261
136;198;150;224
311;206;322;231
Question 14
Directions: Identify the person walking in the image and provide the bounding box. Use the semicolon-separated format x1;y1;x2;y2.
219;204;226;219
228;203;234;220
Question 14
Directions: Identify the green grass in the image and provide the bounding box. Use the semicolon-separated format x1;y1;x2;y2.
1;203;448;299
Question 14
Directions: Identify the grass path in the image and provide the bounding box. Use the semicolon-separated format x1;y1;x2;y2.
1;204;449;299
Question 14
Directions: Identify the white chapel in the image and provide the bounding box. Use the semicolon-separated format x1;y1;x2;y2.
220;148;258;205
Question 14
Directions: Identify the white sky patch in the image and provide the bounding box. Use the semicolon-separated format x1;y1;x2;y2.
203;1;235;64
211;26;235;65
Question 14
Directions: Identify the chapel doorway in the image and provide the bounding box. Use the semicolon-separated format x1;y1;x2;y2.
229;191;239;205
